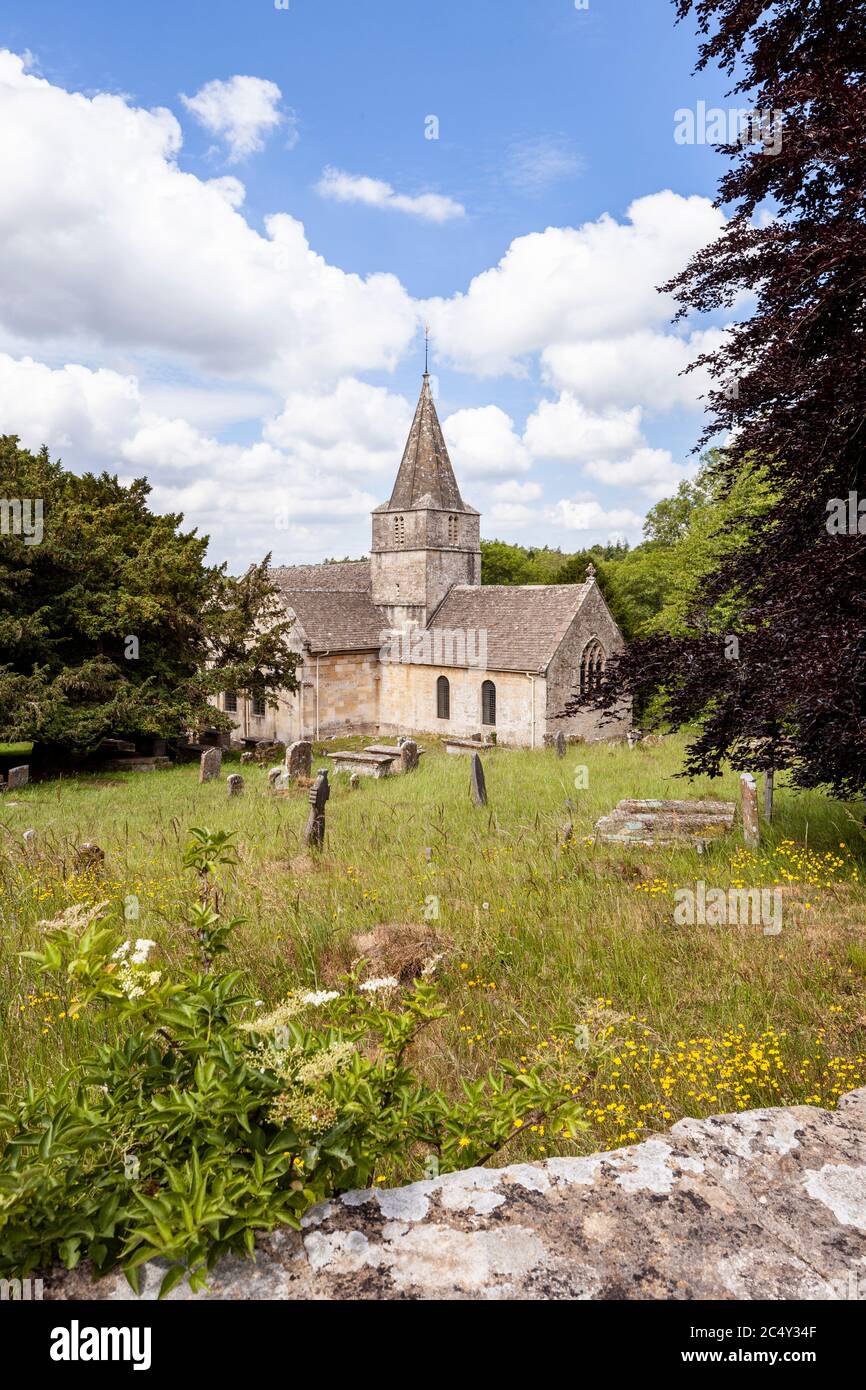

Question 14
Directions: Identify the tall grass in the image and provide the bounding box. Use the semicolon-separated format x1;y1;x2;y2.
2;734;865;1160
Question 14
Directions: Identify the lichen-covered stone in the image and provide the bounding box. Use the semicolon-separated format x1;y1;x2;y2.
44;1089;866;1301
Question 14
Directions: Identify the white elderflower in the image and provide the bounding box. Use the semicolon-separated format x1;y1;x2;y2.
359;976;399;993
131;938;157;964
300;989;340;1008
112;941;131;960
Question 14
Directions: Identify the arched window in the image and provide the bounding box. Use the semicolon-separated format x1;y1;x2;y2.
579;640;606;696
437;675;450;720
393;514;406;546
447;515;459;544
481;679;496;726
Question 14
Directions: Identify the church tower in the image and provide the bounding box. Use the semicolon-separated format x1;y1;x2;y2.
371;373;481;629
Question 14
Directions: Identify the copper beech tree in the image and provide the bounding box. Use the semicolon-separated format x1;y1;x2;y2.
573;0;866;799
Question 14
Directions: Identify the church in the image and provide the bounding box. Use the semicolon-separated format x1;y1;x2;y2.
219;373;628;748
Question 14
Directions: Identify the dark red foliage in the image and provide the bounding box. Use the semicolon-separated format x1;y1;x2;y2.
577;0;866;799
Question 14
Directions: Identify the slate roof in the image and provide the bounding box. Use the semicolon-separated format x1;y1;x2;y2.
428;583;592;673
378;374;473;514
271;560;384;653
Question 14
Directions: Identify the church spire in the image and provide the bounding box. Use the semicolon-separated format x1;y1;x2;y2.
388;373;468;513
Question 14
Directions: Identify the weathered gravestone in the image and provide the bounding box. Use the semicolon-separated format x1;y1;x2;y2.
74;842;105;872
23;828;37;851
240;752;255;765
471;753;487;808
304;769;330;850
349;773;360;791
286;740;313;781
740;772;760;848
594;798;735;847
554;731;567;759
268;766;289;789
199;748;222;783
400;739;419;774
627;728;643;750
7;766;29;789
227;774;244;797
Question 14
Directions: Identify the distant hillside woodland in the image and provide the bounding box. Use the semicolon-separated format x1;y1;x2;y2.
481;448;771;644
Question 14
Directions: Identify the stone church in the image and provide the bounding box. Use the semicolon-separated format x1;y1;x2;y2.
219;373;628;748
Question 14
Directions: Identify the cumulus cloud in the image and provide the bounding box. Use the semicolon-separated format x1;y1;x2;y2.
541;327;728;413
316;166;465;223
584;446;690;501
441;405;531;479
180;75;289;162
0;51;416;388
524;395;644;463
425;191;724;377
547;496;645;538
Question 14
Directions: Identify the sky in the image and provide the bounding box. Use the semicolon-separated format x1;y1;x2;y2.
0;0;741;570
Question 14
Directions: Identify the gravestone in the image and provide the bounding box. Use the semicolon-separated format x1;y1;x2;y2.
240;752;254;765
400;739;419;774
304;770;330;850
595;798;735;847
227;774;244;797
23;828;37;851
8;765;29;789
627;728;643;750
554;731;566;759
349;773;360;791
286;739;313;781
268;766;289;789
740;773;760;848
74;842;105;872
471;753;487;808
199;748;222;783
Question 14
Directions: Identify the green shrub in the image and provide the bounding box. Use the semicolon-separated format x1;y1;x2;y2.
0;829;585;1296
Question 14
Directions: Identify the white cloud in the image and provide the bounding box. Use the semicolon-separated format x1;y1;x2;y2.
316;166;465;223
547;496;644;538
0;51;416;388
524;396;644;462
489;502;535;526
542;327;727;413
425;191;724;377
504;136;584;194
584;446;690;500
180;75;288;162
492;479;542;502
264;378;410;477
442;405;531;478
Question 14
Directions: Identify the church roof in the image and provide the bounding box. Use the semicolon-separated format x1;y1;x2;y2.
271;560;384;653
378;375;473;514
429;582;592;673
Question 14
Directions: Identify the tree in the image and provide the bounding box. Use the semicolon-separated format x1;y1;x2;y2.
0;439;300;766
573;0;866;799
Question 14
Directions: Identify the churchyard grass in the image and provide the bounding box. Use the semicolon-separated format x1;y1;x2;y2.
2;732;865;1170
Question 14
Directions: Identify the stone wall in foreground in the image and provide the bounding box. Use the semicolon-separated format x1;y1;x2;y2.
46;1088;866;1301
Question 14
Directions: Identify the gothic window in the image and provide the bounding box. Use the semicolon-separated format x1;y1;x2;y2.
224;691;237;714
579;640;606;696
481;679;496;726
437;675;450;720
252;693;266;718
447;514;459;544
393;514;406;547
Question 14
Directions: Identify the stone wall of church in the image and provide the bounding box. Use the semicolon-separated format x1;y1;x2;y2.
544;583;631;742
378;661;547;747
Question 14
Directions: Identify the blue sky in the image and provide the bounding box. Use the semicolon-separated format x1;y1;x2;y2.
0;0;740;567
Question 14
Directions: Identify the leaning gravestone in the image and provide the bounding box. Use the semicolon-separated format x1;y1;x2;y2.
554;732;566;759
286;739;313;781
400;739;420;774
199;748;222;783
740;773;760;848
227;774;244;797
304;769;330;850
471;753;487;808
7;765;29;789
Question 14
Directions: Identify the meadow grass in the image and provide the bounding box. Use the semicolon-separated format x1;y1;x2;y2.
2;733;865;1165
